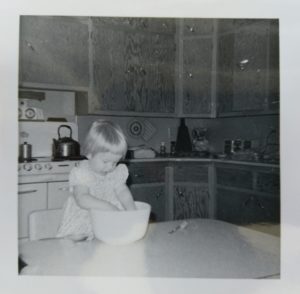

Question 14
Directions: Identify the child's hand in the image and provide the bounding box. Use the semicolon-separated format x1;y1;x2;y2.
115;185;136;210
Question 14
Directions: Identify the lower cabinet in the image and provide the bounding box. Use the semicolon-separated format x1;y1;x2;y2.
216;188;280;224
215;164;280;225
130;185;166;222
18;183;47;239
18;181;70;240
47;181;71;209
173;184;209;220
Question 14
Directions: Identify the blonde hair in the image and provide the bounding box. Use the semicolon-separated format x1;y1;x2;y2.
83;120;127;158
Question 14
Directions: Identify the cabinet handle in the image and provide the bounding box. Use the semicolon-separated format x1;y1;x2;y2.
134;173;141;178
176;187;184;198
186;25;195;32
58;187;69;192
155;191;161;199
188;72;193;78
243;195;265;209
237;59;249;70
18;189;37;195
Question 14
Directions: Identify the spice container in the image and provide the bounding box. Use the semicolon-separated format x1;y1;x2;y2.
170;141;176;156
160;142;166;156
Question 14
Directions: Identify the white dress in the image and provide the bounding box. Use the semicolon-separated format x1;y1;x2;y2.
56;160;129;240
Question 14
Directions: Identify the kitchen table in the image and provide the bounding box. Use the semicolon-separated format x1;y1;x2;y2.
19;219;280;278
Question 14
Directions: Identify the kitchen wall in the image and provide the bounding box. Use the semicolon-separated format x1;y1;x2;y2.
76;114;279;155
76;115;179;153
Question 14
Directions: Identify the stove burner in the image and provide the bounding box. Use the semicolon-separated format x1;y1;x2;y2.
52;155;87;162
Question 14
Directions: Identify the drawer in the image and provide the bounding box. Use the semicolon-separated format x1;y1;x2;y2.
173;163;209;183
127;162;166;184
216;166;253;190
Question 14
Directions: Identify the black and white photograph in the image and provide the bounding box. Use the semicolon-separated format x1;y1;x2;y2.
17;15;280;278
1;0;300;293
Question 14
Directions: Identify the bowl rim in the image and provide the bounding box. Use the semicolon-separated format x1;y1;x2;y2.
90;201;151;214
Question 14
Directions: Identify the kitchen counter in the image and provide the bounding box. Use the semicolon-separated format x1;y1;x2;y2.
124;157;279;168
19;218;280;278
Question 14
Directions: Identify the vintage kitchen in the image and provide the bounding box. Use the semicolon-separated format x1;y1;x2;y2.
18;16;280;278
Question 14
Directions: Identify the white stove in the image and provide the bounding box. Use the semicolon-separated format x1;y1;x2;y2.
18;121;84;184
18;121;86;240
18;157;83;184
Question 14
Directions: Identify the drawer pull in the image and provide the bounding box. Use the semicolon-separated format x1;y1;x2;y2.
176;187;184;198
243;195;265;209
134;174;141;178
18;189;37;195
155;191;162;199
58;187;69;192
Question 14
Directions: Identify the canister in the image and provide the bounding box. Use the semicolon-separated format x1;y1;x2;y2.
19;142;32;161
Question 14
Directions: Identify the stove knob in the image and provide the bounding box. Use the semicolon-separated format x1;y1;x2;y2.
44;163;53;170
34;163;42;171
23;163;32;171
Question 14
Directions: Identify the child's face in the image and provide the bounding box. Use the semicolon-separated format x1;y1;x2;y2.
88;152;122;175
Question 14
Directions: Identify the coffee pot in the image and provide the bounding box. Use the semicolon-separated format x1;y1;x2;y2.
52;125;80;158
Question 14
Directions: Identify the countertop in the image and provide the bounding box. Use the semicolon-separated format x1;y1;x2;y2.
19;218;280;278
124;156;279;168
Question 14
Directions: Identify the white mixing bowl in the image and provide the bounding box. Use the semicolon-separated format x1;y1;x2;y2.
90;201;151;245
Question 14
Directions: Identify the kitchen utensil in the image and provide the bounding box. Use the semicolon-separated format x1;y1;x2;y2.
52;125;80;159
19;142;32;161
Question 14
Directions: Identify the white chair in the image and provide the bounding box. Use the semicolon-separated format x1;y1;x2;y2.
29;209;63;241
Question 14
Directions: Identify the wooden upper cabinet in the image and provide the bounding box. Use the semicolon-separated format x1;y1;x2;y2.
179;19;216;117
19;16;89;90
94;17;175;34
182;37;213;115
217;19;279;116
90;17;176;115
183;18;215;36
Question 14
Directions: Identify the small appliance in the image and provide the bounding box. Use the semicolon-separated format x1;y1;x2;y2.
18;99;44;121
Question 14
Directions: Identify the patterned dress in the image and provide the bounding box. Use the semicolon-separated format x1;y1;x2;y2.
56;160;129;240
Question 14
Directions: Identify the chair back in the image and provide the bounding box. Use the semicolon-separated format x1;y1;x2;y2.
29;209;63;241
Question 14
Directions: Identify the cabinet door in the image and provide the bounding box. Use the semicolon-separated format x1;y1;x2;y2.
182;37;213;115
19;16;89;88
232;20;269;112
130;185;165;221
174;185;209;220
216;189;280;224
183;19;214;36
47;181;71;209
91;18;175;114
268;20;280;111
18;183;47;239
217;19;278;116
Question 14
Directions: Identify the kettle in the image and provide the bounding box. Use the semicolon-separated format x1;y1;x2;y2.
52;125;80;158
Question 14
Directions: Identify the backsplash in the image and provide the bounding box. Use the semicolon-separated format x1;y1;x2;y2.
186;115;279;154
76;114;279;156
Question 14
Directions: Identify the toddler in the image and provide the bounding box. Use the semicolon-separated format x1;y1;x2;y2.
56;119;136;240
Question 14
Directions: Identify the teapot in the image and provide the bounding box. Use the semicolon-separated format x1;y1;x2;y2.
52;125;80;158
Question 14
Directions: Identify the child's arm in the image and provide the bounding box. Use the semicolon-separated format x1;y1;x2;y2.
73;185;119;210
115;184;136;210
